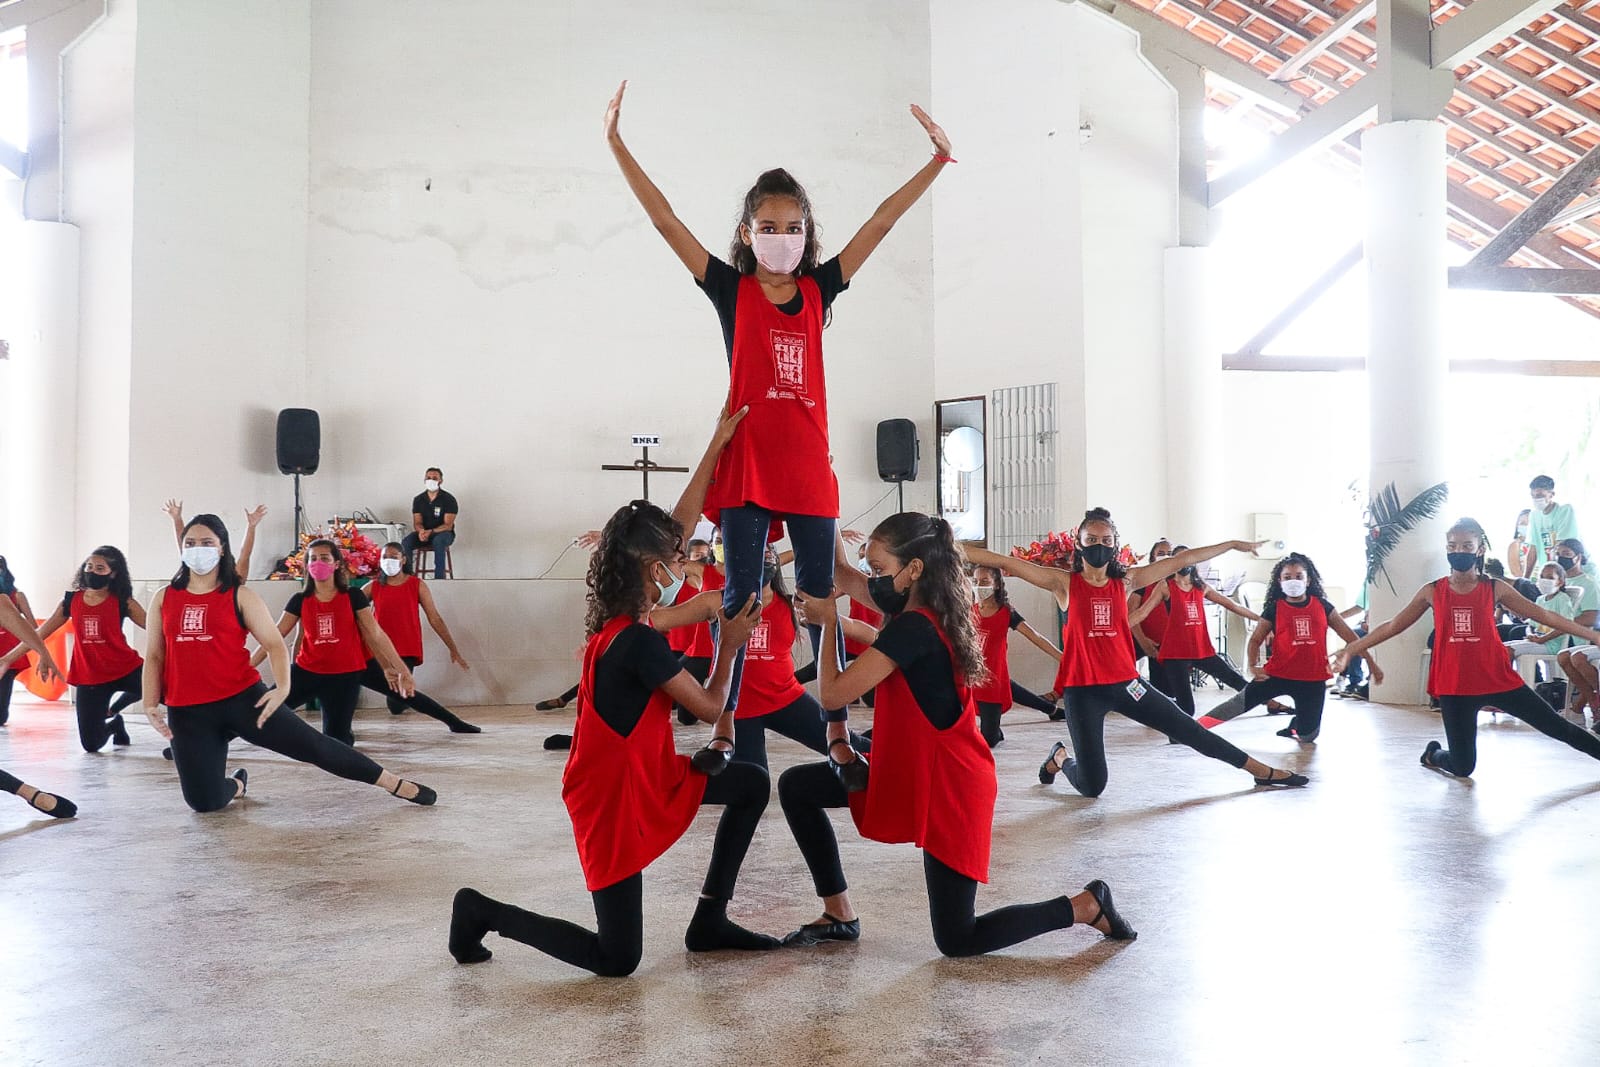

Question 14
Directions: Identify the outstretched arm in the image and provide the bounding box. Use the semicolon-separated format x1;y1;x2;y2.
1327;610;1383;684
671;405;749;538
0;602;66;670
604;80;714;280
1497;582;1600;645
965;546;1071;610
417;581;468;669
1204;585;1266;624
164;499;184;546
836;106;953;283
1126;540;1264;589
1333;584;1433;668
1016;620;1063;663
0;594;59;682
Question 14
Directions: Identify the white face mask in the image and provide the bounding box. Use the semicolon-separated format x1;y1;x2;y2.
1538;577;1561;596
973;584;995;602
1280;578;1308;599
183;546;222;575
752;232;805;274
424;479;441;492
380;557;404;577
856;558;872;575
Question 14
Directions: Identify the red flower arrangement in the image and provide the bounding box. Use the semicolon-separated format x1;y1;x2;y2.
1010;529;1138;569
282;521;384;581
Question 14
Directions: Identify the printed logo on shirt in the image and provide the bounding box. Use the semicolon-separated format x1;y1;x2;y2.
181;604;208;636
1092;597;1113;630
1292;616;1312;641
1452;608;1475;638
316;612;337;641
747;621;771;655
81;615;102;641
1184;601;1202;623
770;329;808;393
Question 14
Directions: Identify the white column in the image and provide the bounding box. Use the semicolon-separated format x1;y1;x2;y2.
1363;120;1447;705
1163;245;1224;542
0;222;81;593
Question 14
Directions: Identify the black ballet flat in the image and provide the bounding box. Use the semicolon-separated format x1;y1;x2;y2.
1420;740;1444;770
1083;879;1137;941
691;736;736;776
449;887;497;964
1048;707;1066;722
1265;703;1293;716
781;913;861;947
1038;741;1069;785
827;737;869;793
391;779;438;806
543;733;572;750
28;791;78;819
1253;769;1309;788
232;768;248;798
447;719;482;734
162;746;174;761
535;697;567;711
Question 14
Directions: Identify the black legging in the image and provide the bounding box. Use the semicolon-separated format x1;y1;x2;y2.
74;668;143;752
1010;682;1056;715
482;761;770;976
167;683;384;812
1207;677;1328;736
282;665;366;746
778;761;1077;956
1060;680;1251;797
556;682;579;704
978;683;1057;744
0;667;20;726
730;691;870;769
0;767;23;793
1431;685;1600;776
359;657;470;730
675;654;712;718
1154;655;1248;716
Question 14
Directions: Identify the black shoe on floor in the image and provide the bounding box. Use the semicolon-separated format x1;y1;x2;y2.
449;888;497;964
1083;879;1137;941
781;914;861;947
827;738;868;792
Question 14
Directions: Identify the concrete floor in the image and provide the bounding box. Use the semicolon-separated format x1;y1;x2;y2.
4;689;1600;1067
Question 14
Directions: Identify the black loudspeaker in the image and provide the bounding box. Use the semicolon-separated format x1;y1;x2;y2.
276;408;321;475
876;418;919;482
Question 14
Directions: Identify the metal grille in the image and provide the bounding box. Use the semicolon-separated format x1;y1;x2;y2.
989;383;1057;554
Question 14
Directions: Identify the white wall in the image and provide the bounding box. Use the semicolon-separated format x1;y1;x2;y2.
304;0;937;578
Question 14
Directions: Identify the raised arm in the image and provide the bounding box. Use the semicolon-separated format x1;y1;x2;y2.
417;580;468;669
647;588;721;633
1204;585;1266;624
1334;584;1434;667
836;106;953;283
965;545;1071;610
604;80;714;281
832;530;870;604
164;499;184;547
237;505;267;581
1126;540;1263;589
659;595;761;723
671;405;749;537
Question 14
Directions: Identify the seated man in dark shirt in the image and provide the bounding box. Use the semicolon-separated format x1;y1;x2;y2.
401;467;458;578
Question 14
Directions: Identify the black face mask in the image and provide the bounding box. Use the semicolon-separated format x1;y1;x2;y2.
867;571;911;616
762;562;778;588
82;571;113;591
1447;552;1479;573
1558;554;1578;570
1080;543;1116;569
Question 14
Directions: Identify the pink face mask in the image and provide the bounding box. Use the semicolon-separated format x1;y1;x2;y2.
752;232;804;274
307;560;337;582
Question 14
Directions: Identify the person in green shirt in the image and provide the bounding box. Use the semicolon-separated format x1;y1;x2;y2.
1554;540;1600;714
1505;563;1579;661
1527;475;1582;571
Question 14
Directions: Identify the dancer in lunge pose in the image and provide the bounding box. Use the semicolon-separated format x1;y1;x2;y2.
967;509;1307;796
970;564;1063;746
779;513;1136;953
1336;517;1600;776
144;515;436;812
604;81;956;782
364;542;480;734
1199;553;1379;742
0;594;75;818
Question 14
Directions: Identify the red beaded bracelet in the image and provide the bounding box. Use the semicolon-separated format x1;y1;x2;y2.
933;153;958;164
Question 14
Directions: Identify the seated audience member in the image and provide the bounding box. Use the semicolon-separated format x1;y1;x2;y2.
1505;563;1577;681
401;467;458;579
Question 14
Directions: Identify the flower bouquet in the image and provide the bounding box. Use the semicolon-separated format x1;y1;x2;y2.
281;521;384;583
1011;529;1138;569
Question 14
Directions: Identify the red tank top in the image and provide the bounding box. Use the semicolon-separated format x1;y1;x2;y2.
370;576;424;661
703;274;838;526
1137;584;1170;645
1265;597;1333;681
294;591;369;675
0;592;22;665
1055;573;1138;689
161;586;261;706
686;565;725;659
66;591;144;686
1428;577;1524;697
1157;580;1215;661
848;610;996;882
845;597;883;657
736;595;806;718
664;577;697;654
562;616;708;891
972;603;1014;708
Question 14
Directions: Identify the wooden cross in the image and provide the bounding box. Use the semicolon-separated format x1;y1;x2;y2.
601;435;689;502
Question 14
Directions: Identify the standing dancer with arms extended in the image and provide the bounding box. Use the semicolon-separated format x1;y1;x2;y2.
0;593;76;818
144;515;436;812
779;513;1135;952
605;80;955;783
967;509;1306;795
1335;518;1600;776
12;548;147;751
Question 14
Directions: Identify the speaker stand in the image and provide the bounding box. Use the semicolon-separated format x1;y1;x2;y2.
896;480;905;514
291;473;307;552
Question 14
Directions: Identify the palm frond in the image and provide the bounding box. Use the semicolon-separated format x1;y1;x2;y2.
1365;481;1449;592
